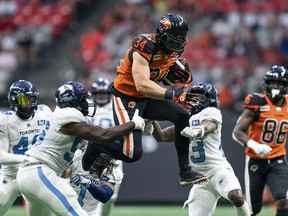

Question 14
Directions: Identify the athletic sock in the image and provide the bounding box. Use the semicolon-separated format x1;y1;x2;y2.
234;201;251;216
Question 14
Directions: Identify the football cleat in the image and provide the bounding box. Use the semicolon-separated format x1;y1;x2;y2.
179;167;208;186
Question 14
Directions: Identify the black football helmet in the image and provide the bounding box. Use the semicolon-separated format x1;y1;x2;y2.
91;77;111;107
156;13;188;55
186;82;220;114
8;80;39;119
55;81;94;116
263;65;288;103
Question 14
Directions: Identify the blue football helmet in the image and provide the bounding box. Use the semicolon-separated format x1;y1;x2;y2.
186;82;220;114
8;80;39;119
156;13;188;55
263;65;288;102
91;77;111;107
55;81;94;116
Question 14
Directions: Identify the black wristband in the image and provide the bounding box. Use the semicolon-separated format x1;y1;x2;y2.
164;89;175;100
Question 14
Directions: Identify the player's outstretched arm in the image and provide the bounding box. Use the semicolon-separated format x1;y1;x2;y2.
60;109;145;144
152;121;175;142
70;174;114;203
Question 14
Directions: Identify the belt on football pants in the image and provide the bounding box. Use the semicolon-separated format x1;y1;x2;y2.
252;155;286;165
21;159;45;168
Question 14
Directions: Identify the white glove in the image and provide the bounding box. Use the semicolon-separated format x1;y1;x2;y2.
247;139;272;158
70;174;92;188
143;120;154;136
131;109;145;132
181;127;198;140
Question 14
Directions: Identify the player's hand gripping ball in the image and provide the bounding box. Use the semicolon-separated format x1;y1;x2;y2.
162;58;193;86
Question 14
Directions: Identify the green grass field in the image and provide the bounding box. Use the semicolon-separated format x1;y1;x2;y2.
6;204;276;216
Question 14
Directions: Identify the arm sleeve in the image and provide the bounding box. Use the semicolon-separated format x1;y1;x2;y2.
87;184;114;203
0;150;26;165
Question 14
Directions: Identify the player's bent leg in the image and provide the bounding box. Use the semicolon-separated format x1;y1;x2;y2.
82;130;143;171
214;166;250;216
17;165;88;216
228;189;250;216
228;189;245;207
0;175;20;216
184;183;218;216
24;194;52;216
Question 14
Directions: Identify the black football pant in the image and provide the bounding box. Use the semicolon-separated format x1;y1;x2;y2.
245;156;288;215
94;95;191;170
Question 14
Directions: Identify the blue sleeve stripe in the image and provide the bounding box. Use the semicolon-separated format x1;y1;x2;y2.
37;166;80;216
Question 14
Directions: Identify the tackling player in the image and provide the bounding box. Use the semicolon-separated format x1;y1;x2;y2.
152;83;250;216
16;81;145;216
89;77;123;216
232;65;288;216
83;13;207;186
63;144;123;216
0;80;52;216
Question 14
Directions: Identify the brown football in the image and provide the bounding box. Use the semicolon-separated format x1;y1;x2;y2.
162;58;190;86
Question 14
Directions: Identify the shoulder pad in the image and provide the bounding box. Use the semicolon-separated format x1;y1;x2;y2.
244;93;267;111
37;104;52;113
131;34;159;61
54;107;86;127
199;107;222;125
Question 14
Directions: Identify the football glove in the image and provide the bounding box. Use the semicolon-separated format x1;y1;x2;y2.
131;109;145;132
70;174;92;188
181;127;198;140
173;87;190;110
174;58;193;84
247;139;272;158
143;120;154;136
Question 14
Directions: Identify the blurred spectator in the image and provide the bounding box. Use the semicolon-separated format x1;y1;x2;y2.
15;26;37;72
0;44;17;94
0;0;18;16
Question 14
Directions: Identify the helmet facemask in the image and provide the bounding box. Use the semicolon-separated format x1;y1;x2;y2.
263;65;288;104
186;93;211;114
159;32;188;55
264;80;287;103
8;80;39;120
89;153;114;177
186;82;220;114
91;78;111;107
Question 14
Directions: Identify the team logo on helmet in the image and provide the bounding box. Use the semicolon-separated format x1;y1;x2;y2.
159;18;171;30
57;84;75;102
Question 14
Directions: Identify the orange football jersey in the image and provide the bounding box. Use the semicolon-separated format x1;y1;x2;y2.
113;34;177;98
244;93;288;159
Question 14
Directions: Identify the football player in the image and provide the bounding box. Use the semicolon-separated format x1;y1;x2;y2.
83;13;207;186
64;144;123;216
152;83;250;216
16;81;145;216
232;65;288;216
0;80;52;216
89;77;123;216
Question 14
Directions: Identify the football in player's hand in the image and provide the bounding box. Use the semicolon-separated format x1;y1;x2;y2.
162;58;193;86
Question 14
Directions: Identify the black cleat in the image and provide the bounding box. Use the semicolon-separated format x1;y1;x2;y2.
179;168;208;186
